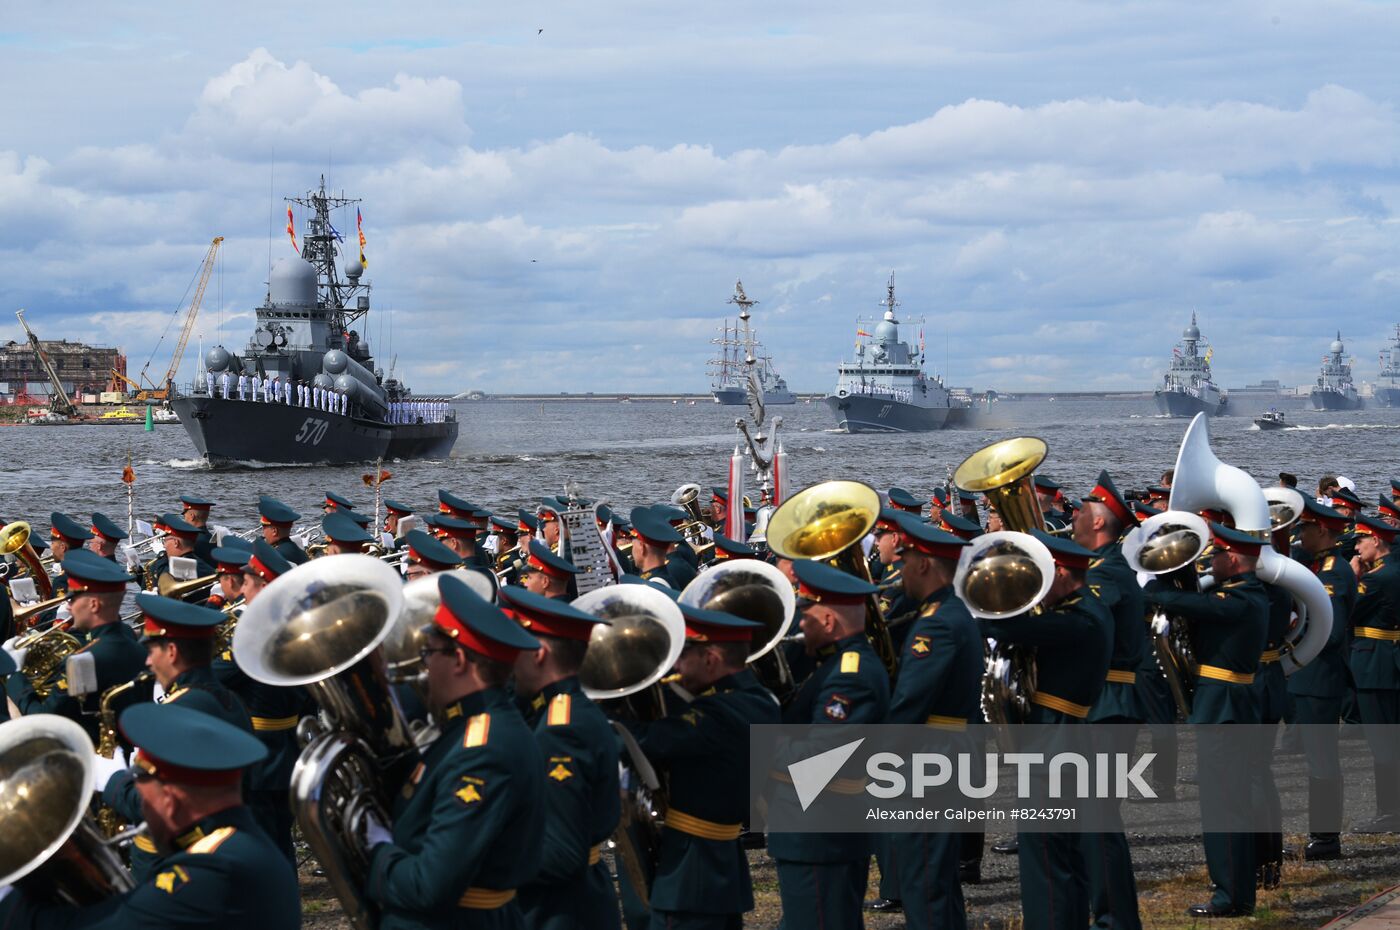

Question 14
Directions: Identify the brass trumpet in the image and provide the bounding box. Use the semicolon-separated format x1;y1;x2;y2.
158;571;218;601
13;594;68;627
765;480;898;678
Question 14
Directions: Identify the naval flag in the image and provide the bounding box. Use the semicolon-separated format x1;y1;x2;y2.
286;206;298;254
357;208;367;266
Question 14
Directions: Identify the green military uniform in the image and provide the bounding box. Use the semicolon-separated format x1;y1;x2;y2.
884;583;982;930
519;676;622;930
368;686;544;929
1348;533;1400;831
770;633;889;930
5;702;300;930
983;576;1112;930
1083;526;1146;930
107;664;255;880
5;620;145;742
218;538;308;861
633;667;779;930
258;495;308;565
1289;544;1357;850
1249;581;1291;880
1146;560;1268;916
368;574;545;930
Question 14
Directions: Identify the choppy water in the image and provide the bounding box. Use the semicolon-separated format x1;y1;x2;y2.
2;398;1397;531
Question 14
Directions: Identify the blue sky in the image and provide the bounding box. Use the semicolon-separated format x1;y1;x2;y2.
2;2;1398;393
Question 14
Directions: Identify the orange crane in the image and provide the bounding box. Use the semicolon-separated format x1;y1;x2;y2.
134;236;223;402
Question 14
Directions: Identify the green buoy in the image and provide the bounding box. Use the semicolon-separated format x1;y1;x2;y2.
144;404;154;432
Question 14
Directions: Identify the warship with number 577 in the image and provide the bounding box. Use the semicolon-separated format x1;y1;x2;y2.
1153;313;1227;417
171;177;458;465
825;275;958;432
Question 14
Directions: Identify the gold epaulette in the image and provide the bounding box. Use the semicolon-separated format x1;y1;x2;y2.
464;713;491;748
188;826;236;854
546;693;572;726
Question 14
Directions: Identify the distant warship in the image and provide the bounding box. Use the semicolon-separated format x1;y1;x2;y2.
1310;332;1363;411
171;177;459;465
1154;313;1226;417
708;282;795;406
1375;324;1400;408
825;275;956;432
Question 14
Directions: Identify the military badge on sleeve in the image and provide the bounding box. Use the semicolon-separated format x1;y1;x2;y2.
548;756;574;782
154;865;190;894
824;693;852;721
910;635;932;657
455;775;486;806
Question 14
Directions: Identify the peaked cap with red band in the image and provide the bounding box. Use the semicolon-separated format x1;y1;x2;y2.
1209;521;1263;556
893;512;969;561
136;592;225;640
678;601;761;643
1030;528;1096;570
498;585;606;641
61;549;133;594
121;701;266;787
1084;469;1139;529
792;559;877;607
1299;497;1350;533
526;539;580;579
1354;513;1398;545
404;529;464;571
242;539;294;583
433;573;541;663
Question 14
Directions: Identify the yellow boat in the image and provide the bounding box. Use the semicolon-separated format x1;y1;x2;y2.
99;407;140;421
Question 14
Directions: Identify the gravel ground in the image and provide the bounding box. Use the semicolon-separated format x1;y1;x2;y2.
298;831;1400;930
298;734;1399;929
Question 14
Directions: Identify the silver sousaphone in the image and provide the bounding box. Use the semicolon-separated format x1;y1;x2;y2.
1167;414;1332;674
573;583;686;911
679;558;795;698
234;553;417;930
1122;510;1210;717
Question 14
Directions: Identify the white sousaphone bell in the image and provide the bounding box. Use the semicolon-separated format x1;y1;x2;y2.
1164;414;1332;674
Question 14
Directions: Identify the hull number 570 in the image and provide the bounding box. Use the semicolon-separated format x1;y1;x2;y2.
296;418;329;445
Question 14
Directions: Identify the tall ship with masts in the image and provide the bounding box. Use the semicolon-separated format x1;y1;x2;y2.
1154;313;1226;417
170;177;459;465
824;275;955;432
1375;324;1400;408
707;282;795;405
1310;331;1363;411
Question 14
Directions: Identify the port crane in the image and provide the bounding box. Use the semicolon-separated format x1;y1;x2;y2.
14;309;78;417
131;236;223;402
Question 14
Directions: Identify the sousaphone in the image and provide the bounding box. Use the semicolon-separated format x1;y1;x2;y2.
679;559;795;698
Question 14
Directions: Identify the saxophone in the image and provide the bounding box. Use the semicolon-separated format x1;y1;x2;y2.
95;672;154;837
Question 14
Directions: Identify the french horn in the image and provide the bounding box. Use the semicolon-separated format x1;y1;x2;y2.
765;480;897;677
573;584;686;910
679;558;795;699
0;715;133;905
1167;413;1332;674
1122;510;1209;717
952;437;1058;726
234;553;417;930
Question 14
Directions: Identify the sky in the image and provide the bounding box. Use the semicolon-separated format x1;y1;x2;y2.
2;2;1399;394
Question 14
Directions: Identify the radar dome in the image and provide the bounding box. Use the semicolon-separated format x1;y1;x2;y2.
1183;321;1200;340
205;346;231;373
874;309;899;343
344;258;363;280
269;258;317;310
1330;338;1344;354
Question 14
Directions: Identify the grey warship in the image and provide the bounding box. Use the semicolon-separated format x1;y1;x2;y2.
1375;324;1400;408
1310;331;1363;411
1153;313;1226;417
171;177;459;465
825;275;955;432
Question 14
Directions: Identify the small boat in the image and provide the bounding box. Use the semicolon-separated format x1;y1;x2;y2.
1253;410;1287;431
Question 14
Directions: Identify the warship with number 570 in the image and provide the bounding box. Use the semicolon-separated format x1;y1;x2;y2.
171;177;458;465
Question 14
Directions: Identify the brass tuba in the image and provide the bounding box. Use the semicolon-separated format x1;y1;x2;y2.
679;558;796;701
234;554;418;930
0;714;134;904
574;584;686;910
2;521;53;602
765;480;897;677
1122;510;1209;718
670;483;716;561
1167;414;1332;674
952;437;1057;726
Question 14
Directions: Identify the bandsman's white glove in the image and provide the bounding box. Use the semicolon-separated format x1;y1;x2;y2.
91;753;129;791
362;811;393;849
2;636;28;670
